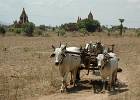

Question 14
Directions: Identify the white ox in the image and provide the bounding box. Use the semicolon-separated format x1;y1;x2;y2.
84;42;108;75
85;41;109;54
50;44;81;92
96;52;119;92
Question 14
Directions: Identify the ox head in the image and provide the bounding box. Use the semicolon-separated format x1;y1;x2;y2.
85;42;96;52
50;43;67;66
96;53;112;69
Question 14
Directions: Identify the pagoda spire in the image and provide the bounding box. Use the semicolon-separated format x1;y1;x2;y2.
88;11;93;20
77;16;81;23
19;8;29;24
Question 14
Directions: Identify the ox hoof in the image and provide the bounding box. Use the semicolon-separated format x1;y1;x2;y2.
60;89;64;93
86;73;89;75
81;64;85;68
100;90;105;94
70;80;74;85
117;68;122;72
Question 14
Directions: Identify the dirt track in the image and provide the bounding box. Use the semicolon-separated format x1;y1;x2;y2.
37;70;129;100
32;36;140;100
0;35;140;100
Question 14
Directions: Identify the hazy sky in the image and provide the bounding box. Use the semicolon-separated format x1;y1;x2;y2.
0;0;140;27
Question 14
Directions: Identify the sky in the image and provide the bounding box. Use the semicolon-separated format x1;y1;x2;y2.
0;0;140;28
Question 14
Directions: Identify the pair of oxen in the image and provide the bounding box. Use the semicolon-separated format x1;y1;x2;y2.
50;42;119;93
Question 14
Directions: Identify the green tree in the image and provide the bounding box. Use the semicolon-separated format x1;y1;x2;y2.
0;26;6;36
57;29;66;36
23;22;35;36
119;19;124;36
77;19;100;32
39;25;46;31
61;23;78;32
79;28;88;36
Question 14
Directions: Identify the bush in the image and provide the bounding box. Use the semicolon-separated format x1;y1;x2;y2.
42;33;49;37
0;26;6;36
23;22;35;36
15;28;22;34
61;23;78;32
39;25;46;31
79;28;88;36
136;30;140;37
57;29;66;36
137;32;140;37
34;30;43;36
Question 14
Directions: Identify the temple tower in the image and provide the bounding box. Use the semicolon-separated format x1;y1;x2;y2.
19;8;29;24
88;11;93;21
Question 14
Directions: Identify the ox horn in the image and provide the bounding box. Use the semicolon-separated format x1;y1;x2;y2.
63;43;67;50
59;42;61;47
52;45;55;51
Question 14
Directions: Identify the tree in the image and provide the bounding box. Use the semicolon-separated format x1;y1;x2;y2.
57;29;66;36
61;23;78;32
23;22;35;36
0;26;6;36
77;19;100;32
119;19;124;36
79;28;88;36
39;25;46;31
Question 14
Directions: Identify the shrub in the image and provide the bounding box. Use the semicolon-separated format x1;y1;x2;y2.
137;32;140;37
61;23;78;32
23;22;35;36
57;29;66;36
42;33;49;37
34;30;43;36
79;28;88;36
0;26;6;36
135;29;140;37
15;28;22;34
39;25;46;31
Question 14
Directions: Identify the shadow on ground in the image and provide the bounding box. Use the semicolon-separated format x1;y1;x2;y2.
66;79;129;95
66;80;92;93
108;81;129;96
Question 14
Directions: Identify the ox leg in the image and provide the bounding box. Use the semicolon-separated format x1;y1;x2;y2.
101;80;106;93
60;72;69;93
108;75;113;91
86;63;89;75
70;71;74;85
86;59;90;75
112;70;117;90
73;69;79;87
76;68;80;81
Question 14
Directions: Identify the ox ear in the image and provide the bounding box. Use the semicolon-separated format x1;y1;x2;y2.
63;46;67;50
62;44;67;51
52;45;55;51
50;53;55;58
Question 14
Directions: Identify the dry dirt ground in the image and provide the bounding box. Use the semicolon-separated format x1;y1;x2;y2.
0;35;140;100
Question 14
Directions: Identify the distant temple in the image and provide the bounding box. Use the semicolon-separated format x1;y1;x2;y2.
88;11;93;21
77;16;81;23
19;8;29;24
14;8;29;27
77;11;94;22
